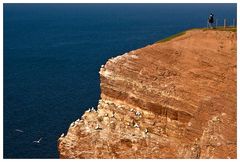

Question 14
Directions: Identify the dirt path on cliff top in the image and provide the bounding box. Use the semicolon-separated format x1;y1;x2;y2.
58;29;236;159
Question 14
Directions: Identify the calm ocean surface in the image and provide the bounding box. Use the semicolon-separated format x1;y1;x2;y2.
4;4;236;158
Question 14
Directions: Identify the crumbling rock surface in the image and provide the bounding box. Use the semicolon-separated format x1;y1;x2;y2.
58;29;236;159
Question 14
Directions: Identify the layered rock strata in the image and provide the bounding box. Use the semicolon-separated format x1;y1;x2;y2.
58;29;236;158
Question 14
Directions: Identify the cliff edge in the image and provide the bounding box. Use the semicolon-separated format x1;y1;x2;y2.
58;29;236;158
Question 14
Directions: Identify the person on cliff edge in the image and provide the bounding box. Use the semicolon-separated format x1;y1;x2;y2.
208;13;214;29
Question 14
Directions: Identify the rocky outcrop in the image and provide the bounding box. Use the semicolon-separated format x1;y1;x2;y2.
58;29;236;158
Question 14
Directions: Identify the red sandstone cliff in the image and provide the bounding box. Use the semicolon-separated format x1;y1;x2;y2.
58;29;236;159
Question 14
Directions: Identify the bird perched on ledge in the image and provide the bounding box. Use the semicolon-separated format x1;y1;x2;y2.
95;123;102;130
144;128;148;134
134;123;140;128
91;107;96;112
70;122;75;127
135;111;141;116
58;134;65;141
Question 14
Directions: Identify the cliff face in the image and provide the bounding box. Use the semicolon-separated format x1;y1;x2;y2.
58;29;236;159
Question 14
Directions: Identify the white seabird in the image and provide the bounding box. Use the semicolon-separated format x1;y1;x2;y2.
134;123;140;128
144;128;148;134
60;133;64;137
135;111;141;116
15;129;24;133
95;123;102;130
70;122;75;127
86;108;91;112
91;107;96;112
33;137;43;144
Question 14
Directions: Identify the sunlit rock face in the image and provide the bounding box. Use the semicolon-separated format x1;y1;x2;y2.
58;29;236;159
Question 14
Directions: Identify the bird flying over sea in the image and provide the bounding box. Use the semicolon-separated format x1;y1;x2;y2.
33;137;43;144
15;129;24;133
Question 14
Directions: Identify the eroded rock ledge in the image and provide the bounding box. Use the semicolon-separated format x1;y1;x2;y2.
58;29;236;159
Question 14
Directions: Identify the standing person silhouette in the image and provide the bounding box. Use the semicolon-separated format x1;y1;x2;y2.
208;13;214;29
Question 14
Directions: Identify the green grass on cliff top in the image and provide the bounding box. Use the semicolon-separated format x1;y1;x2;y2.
155;31;186;43
155;26;236;44
202;26;237;32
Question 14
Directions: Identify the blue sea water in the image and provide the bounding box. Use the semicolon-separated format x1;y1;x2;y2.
4;3;236;158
